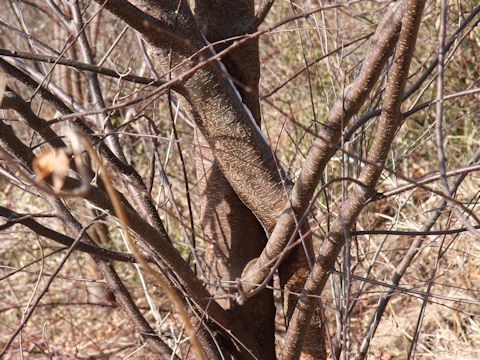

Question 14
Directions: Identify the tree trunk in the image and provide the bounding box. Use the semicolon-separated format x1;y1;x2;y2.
193;1;275;358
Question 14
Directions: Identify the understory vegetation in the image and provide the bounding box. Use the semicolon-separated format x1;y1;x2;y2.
0;0;479;359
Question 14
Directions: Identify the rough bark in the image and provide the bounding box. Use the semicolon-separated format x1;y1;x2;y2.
97;0;288;231
0;59;266;357
193;1;275;358
191;2;325;358
280;0;426;357
78;2;325;357
239;4;408;357
242;0;407;294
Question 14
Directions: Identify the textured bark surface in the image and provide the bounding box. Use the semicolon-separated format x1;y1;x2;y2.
279;244;326;360
0;57;245;357
106;0;289;230
193;1;275;358
90;1;322;357
2;0;465;358
280;1;426;357
193;2;324;358
243;0;407;292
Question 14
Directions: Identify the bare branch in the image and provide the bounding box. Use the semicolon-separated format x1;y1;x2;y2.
0;49;170;89
242;0;407;294
280;1;427;357
343;4;480;142
357;148;480;358
250;0;275;30
0;205;147;263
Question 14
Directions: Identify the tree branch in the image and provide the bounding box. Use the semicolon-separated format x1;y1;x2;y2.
0;80;258;356
0;164;176;357
45;196;178;357
357;148;480;358
0;104;232;336
280;0;427;357
0;48;168;87
342;4;480;142
0;205;148;263
242;0;407;294
249;0;275;30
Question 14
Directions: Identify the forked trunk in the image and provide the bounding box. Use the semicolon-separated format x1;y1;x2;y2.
193;1;275;358
193;2;324;358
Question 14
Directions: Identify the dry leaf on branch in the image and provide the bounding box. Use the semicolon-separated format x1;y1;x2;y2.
32;148;70;192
